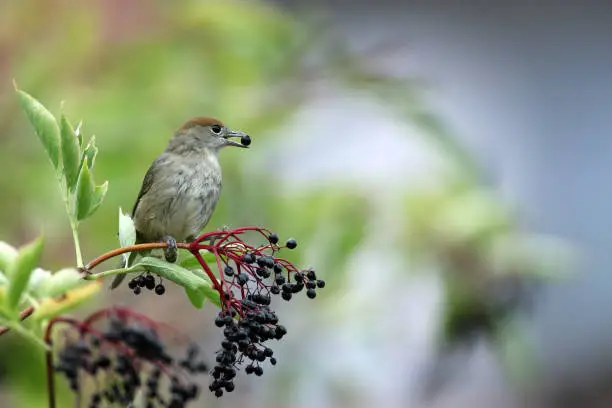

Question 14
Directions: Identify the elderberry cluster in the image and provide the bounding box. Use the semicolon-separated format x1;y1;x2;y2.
53;309;208;408
127;272;166;296
203;232;325;397
210;297;285;397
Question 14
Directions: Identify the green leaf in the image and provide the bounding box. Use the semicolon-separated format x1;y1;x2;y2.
25;267;52;297
5;236;44;311
0;241;18;273
178;251;217;269
188;268;222;308
37;268;83;298
15;89;61;169
129;257;218;308
118;208;137;266
81;136;98;171
74;120;83;147
118;208;136;247
59;115;81;191
185;286;206;309
75;157;95;220
32;282;100;321
86;181;108;217
1;320;48;349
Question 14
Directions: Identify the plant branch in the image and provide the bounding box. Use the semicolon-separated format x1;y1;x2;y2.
0;242;191;337
45;342;55;408
44;316;79;408
83;266;144;281
82;242;191;272
0;228;266;337
0;306;35;336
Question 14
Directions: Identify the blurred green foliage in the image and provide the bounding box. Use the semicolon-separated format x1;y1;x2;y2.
0;1;382;405
0;0;576;406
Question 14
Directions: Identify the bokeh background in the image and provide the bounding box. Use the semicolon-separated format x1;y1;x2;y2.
1;0;612;407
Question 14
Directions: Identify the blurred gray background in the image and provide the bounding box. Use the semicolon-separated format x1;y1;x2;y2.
271;0;612;405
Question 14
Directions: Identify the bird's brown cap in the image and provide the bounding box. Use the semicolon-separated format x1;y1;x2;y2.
178;116;225;131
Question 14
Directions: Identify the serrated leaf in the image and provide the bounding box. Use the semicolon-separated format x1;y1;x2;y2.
129;257;218;308
0;241;18;273
37;268;83;298
75;157;95;220
81;136;97;171
60;115;81;191
32;282;100;321
16;89;61;169
6;236;44;311
87;181;108;218
178;251;217;269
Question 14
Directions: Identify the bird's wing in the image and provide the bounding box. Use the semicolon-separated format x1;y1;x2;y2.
131;156;164;217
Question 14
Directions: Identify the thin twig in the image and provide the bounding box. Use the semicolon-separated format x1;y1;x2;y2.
44;318;61;408
83;242;190;272
0;306;35;336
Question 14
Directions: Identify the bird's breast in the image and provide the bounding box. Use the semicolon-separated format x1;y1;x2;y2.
137;155;222;241
170;159;222;236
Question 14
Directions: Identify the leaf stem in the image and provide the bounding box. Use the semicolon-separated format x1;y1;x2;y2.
83;266;144;281
70;221;83;268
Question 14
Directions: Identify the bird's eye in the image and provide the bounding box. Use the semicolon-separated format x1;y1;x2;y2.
211;125;222;134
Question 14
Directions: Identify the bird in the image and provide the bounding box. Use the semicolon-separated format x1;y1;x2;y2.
110;116;250;290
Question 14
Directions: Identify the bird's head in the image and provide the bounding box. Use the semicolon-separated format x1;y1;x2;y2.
167;116;250;154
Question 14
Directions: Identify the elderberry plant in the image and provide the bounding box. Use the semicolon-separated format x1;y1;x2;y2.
0;89;326;407
50;307;208;408
88;226;325;398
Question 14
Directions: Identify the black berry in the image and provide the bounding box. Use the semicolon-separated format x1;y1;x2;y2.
286;238;297;249
243;253;255;264
237;273;249;286
144;274;156;290
240;134;251;146
224;266;234;277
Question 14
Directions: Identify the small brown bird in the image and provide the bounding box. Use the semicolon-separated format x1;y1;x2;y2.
110;117;250;289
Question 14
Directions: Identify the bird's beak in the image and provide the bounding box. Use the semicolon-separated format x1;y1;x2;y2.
223;130;249;148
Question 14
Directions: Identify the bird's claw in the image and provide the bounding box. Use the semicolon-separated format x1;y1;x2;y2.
163;235;178;263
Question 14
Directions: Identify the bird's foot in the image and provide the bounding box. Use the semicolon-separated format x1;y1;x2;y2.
162;235;177;263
